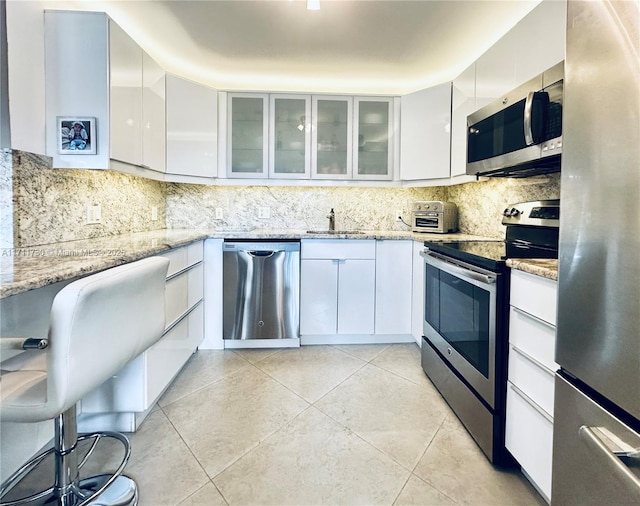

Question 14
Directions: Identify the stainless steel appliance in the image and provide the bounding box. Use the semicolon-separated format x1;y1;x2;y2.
466;61;563;178
552;1;640;503
411;201;458;234
420;200;560;465
223;240;300;342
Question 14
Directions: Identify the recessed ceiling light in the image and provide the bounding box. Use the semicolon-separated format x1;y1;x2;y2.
307;0;320;11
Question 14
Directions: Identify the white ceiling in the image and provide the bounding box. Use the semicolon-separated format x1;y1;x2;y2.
54;0;542;94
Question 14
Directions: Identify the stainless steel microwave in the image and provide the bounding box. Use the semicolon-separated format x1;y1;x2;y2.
466;61;563;178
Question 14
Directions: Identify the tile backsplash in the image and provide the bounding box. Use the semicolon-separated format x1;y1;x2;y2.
2;148;561;246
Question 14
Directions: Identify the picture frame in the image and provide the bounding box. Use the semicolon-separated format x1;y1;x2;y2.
57;117;96;155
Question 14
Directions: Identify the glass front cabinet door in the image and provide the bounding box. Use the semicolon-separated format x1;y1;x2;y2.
312;96;353;179
269;94;311;178
227;93;269;178
353;97;394;180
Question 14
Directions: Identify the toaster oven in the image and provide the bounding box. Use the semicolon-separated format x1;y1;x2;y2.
411;201;458;234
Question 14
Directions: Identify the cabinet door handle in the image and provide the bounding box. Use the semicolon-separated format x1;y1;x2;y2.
510;345;556;377
511;306;556;329
508;383;553;423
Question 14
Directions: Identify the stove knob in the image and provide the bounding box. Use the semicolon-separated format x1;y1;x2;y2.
509;208;521;217
503;208;511;217
416;204;422;211
425;205;430;210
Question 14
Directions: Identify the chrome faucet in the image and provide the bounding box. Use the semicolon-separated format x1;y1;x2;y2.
327;208;335;231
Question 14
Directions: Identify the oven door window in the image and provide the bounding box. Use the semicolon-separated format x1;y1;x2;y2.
425;264;490;378
415;216;439;229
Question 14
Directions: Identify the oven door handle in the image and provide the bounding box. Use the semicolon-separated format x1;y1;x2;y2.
420;250;497;285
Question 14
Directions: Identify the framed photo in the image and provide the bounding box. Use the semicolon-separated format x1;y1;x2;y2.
58;117;96;155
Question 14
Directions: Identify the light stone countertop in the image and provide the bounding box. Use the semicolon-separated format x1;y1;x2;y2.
0;228;496;299
506;258;558;281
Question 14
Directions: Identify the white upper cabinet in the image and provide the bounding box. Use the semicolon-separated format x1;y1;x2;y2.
353;97;394;180
45;12;168;174
269;94;311;178
513;0;566;87
141;51;166;172
109;19;143;166
475;0;566;111
45;11;111;169
450;64;475;177
400;83;452;181
311;96;353;179
227;93;269;178
166;75;218;180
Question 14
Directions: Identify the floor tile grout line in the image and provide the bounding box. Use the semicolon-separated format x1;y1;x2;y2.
156;403;219;506
158;357;263;410
405;416;461;505
328;343;392;363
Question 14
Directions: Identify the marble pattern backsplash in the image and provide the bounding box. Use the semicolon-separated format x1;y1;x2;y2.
448;173;561;238
3;146;561;247
165;184;448;232
6;150;166;247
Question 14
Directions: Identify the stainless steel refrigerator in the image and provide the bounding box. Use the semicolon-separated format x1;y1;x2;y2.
553;1;640;503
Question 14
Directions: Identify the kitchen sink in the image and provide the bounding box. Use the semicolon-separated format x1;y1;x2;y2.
306;230;364;235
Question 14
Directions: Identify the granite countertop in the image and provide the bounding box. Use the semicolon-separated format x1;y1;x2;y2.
0;228;496;299
506;258;558;281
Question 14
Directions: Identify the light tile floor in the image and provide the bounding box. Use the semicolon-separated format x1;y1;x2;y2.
105;344;546;506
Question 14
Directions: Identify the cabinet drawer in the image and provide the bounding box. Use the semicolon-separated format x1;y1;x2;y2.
509;306;558;372
505;383;553;502
508;344;556;417
160;241;204;277
510;270;557;325
165;263;203;328
147;303;203;404
301;239;375;260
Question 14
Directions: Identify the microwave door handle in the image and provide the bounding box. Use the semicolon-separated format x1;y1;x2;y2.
524;91;536;146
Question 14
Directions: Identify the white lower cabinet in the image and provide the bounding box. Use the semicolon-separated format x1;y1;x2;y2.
79;241;204;432
300;239;414;344
506;269;558;503
300;240;375;339
375;240;412;335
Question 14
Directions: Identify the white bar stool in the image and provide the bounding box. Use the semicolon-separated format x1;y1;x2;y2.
0;256;170;506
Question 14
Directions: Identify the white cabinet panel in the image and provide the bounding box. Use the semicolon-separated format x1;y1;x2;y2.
300;259;338;335
400;83;451;180
375;240;412;334
146;303;203;404
338;259;375;334
451;63;475;177
109;19;143;166
160;241;204;277
411;241;425;344
508;344;556;417
166;75;218;178
165;262;204;328
509;306;557;372
510;270;557;325
301;239;375;260
44;11;110;169
142;51;166;172
505;383;553;503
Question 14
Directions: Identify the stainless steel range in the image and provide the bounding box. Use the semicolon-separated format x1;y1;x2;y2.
420;200;559;465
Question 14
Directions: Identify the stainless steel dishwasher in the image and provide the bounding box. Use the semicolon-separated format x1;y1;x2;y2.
223;240;300;342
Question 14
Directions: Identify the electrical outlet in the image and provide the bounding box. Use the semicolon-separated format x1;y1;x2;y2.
151;206;158;221
86;204;101;225
395;209;403;222
215;208;224;220
258;207;271;219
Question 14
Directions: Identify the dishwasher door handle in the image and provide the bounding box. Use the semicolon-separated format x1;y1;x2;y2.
248;250;277;258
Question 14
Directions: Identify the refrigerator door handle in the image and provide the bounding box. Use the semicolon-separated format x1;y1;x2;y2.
579;426;640;498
